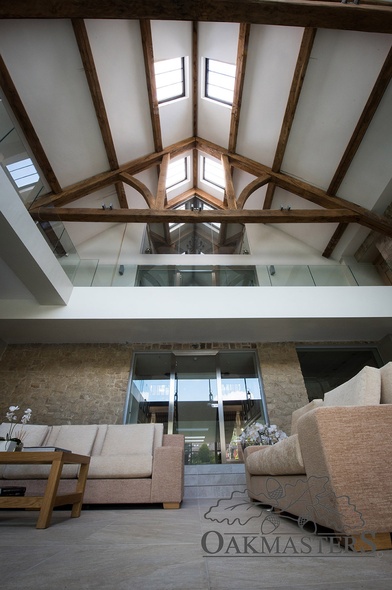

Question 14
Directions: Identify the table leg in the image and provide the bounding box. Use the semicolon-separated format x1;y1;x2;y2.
36;458;63;529
71;461;89;518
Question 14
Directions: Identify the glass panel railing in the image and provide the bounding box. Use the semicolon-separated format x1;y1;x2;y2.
268;265;314;286
66;263;385;287
309;265;357;286
135;265;259;287
72;260;99;286
348;264;386;286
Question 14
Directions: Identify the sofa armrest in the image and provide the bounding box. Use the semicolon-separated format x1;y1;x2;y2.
244;445;267;460
162;434;185;448
297;405;392;534
151;443;184;506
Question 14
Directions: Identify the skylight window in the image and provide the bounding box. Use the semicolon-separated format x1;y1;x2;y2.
202;156;225;191
155;57;185;104
6;158;39;188
166;157;188;191
205;58;236;106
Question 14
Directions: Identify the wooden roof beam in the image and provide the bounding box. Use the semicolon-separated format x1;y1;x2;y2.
196;137;392;238
271;27;317;174
221;155;237;209
0;54;61;194
140;19;163;152
323;45;392;256
1;1;391;34
31;207;361;225
30;137;196;209
72;19;128;208
156;153;169;209
229;22;251;153
263;28;316;212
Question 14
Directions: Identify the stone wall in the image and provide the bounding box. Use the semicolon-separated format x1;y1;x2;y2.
0;344;132;425
257;343;309;435
0;342;308;432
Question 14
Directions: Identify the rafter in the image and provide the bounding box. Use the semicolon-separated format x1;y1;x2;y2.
221;155;237;209
31;207;362;225
274;174;392;236
29;137;196;209
139;19;163;152
263;27;317;211
272;28;317;174
323;45;392;257
263;183;276;210
196;137;392;238
192;21;198;138
0;54;61;194
329;45;392;197
156;153;169;209
229;22;250;153
72;18;128;209
1;1;391;34
322;223;349;259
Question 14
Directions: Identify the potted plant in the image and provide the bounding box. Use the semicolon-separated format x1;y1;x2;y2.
240;421;287;451
0;405;32;451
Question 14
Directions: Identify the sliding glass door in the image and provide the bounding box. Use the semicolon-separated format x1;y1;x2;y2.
125;350;268;464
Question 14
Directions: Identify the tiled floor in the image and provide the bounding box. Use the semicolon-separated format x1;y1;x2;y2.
1;495;392;589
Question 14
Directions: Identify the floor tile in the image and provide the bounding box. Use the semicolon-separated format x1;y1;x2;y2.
1;499;391;590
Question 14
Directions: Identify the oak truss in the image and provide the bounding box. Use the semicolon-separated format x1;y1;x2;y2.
1;2;392;258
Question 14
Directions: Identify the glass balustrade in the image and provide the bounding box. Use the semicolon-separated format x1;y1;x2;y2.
62;262;385;287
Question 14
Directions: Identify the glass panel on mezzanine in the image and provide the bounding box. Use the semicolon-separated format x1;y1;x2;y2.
135;266;259;287
257;264;385;287
66;263;385;287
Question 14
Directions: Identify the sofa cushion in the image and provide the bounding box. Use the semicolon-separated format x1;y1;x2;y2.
0;423;49;446
291;400;324;435
246;434;305;476
90;425;108;455
100;424;155;456
3;424;99;479
88;454;153;478
0;424;50;478
323;366;381;407
380;362;392;404
44;424;98;455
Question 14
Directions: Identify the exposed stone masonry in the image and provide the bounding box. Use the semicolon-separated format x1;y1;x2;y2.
0;342;307;433
257;343;308;434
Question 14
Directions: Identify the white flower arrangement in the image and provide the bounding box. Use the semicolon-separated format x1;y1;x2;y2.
0;405;32;444
240;421;287;447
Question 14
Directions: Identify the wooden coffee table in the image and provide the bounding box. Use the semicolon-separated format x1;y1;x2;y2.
0;451;90;529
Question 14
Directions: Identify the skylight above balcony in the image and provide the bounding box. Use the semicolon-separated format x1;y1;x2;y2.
166;157;188;191
205;58;236;106
202;156;225;191
155;57;185;104
6;158;39;189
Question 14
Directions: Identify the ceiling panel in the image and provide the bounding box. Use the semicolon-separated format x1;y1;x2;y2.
0;19;109;186
282;29;392;191
85;19;155;165
237;24;304;166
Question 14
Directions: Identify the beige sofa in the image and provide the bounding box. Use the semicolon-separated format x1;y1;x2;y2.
244;362;392;545
0;423;184;508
